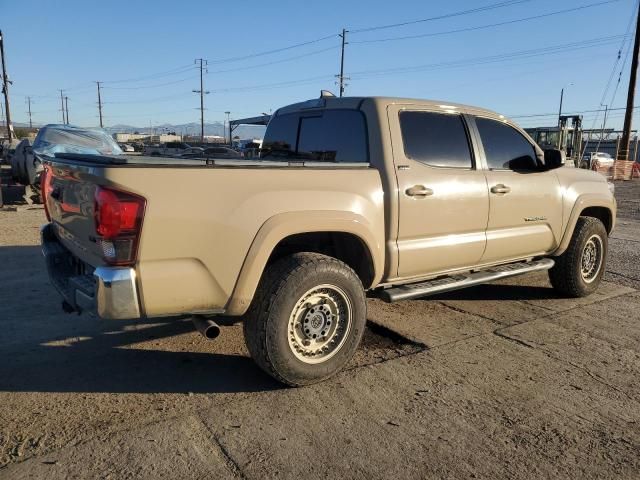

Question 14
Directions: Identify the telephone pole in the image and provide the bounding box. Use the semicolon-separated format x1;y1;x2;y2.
618;2;640;167
96;81;103;128
26;96;32;128
192;58;209;143
225;111;231;145
59;90;66;124
65;96;69;125
337;29;349;97
0;30;13;141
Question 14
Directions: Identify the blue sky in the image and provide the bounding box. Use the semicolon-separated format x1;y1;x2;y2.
2;0;637;131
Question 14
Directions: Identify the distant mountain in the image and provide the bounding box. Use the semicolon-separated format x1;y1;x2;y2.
104;121;266;139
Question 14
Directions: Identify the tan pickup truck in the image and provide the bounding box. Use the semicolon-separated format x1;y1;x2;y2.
41;94;616;385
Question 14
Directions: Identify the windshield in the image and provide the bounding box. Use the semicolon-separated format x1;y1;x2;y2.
261;110;369;163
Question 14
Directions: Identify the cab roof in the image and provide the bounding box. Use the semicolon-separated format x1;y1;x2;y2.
275;95;509;123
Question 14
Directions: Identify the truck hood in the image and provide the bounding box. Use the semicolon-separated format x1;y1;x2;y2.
554;165;610;188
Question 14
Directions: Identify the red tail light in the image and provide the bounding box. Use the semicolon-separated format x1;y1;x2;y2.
41;165;54;221
94;186;145;266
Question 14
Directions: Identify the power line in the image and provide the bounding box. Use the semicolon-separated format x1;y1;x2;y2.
101;64;196;84
207;46;338;74
509;105;637;118
581;0;638;157
207;34;338;65
101;74;200;91
208;75;334;94
349;35;626;79
351;0;620;44
350;0;533;34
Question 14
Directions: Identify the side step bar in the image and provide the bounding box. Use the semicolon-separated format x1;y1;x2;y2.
379;258;555;303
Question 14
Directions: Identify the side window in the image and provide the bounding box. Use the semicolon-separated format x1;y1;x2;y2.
297;110;368;162
262;110;369;162
399;111;473;168
476;117;539;171
261;113;300;155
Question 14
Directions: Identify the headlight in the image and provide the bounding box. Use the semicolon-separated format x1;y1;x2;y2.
607;181;615;195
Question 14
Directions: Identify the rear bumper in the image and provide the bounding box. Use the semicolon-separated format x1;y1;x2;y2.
41;223;141;319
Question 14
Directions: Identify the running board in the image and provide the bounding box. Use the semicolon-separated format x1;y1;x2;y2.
379;258;555;303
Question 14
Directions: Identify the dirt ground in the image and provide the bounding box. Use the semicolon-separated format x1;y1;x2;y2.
0;181;639;479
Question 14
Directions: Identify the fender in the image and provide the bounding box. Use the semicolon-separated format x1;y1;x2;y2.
225;210;385;316
553;192;616;256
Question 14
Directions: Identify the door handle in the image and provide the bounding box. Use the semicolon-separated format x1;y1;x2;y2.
490;184;511;194
405;185;434;197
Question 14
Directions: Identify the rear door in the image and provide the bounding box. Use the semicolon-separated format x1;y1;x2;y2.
472;116;562;263
388;105;490;279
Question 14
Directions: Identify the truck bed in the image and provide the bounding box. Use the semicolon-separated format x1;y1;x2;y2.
43;153;385;318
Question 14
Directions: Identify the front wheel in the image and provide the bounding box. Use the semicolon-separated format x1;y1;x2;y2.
243;252;367;386
549;217;607;297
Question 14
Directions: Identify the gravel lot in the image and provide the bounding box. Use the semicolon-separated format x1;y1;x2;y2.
0;181;639;479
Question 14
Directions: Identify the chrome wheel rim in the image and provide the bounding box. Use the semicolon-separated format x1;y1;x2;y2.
287;284;352;364
581;234;604;283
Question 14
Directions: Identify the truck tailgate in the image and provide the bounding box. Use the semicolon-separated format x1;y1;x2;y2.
45;161;108;267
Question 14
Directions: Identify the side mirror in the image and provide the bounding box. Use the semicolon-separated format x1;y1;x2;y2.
544;148;565;170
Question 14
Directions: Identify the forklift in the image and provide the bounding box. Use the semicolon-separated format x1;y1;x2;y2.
525;115;583;167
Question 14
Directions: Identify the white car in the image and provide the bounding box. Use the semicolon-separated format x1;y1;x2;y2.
581;152;614;170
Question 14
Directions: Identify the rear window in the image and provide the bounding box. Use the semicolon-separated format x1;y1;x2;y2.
262;110;368;162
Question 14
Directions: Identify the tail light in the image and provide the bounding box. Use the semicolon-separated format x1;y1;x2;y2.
41;165;54;221
94;186;146;266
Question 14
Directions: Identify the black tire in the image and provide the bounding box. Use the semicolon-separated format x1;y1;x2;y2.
549;217;608;297
243;252;367;386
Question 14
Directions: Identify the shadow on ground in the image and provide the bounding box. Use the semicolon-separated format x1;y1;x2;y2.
427;282;561;302
0;246;282;395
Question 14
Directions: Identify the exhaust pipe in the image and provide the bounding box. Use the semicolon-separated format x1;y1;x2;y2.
192;316;221;340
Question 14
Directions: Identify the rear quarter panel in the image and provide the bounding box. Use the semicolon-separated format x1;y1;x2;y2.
103;166;385;317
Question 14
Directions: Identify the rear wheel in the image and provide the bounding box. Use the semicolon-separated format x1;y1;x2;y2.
549;217;607;297
243;252;367;386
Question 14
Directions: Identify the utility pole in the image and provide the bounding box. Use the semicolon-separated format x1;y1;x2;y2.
337;29;349;97
192;58;209;143
96;81;103;128
618;2;640;168
225;111;231;145
26;96;32;128
65;96;69;125
557;88;564;127
59;90;66;124
0;30;13;141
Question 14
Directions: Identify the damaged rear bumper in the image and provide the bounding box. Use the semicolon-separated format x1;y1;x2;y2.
40;223;141;319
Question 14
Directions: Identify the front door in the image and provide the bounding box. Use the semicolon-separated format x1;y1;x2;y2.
472;116;563;263
389;105;490;280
